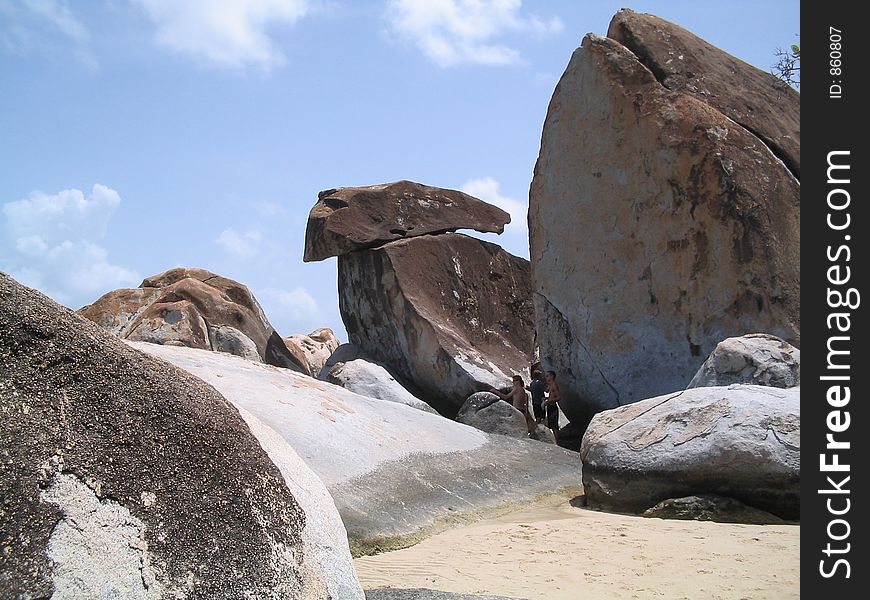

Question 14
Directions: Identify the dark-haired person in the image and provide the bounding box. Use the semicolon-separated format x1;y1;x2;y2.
544;370;561;435
528;370;546;424
489;375;534;434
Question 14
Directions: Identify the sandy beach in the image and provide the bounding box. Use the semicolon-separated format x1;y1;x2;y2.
355;498;799;600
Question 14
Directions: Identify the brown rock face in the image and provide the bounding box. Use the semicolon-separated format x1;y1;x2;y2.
0;273;324;597
79;267;304;371
529;30;800;423
339;233;534;416
283;328;341;377
303;180;510;262
608;9;800;179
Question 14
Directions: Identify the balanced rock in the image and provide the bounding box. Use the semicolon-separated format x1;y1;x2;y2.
339;233;535;415
580;384;800;519
457;392;528;439
688;333;800;389
0;273;361;599
130;342;583;556
79;267;304;371
608;9;800;178
284;327;341;377
319;344;436;413
303;180;510;262
529;27;800;422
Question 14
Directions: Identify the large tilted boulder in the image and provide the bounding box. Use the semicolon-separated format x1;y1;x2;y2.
608;9;800;178
284;327;341;377
303;180;510;262
319;344;436;413
456;392;528;439
0;273;362;599
529;25;800;423
688;333;800;389
79;267;305;371
580;384;800;520
339;233;535;416
130;342;584;556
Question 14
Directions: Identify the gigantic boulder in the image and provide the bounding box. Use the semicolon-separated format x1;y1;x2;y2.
79;267;305;371
580;384;799;519
529;27;800;422
456;392;528;439
339;233;535;416
319;344;436;413
688;333;800;389
0;273;362;598
608;9;800;178
131;342;584;556
304;180;510;262
284;327;341;377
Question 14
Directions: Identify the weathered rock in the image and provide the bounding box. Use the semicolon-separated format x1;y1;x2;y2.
0;273;361;598
304;180;510;262
284;328;341;377
529;423;557;445
130;342;584;556
79;267;304;371
529;30;800;422
688;333;800;389
340;233;535;416
320;344;436;413
580;385;799;519
553;420;586;453
608;9;801;178
642;494;786;525
456;392;528;439
366;590;522;600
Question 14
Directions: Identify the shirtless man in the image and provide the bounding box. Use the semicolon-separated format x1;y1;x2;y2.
543;370;561;435
489;375;534;434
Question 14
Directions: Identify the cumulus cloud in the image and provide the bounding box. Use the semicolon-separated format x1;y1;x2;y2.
259;286;320;324
132;0;309;70
462;176;527;237
1;184;140;307
385;0;562;67
215;228;263;259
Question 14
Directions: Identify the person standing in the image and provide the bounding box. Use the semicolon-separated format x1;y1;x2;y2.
528;371;546;424
489;375;534;434
544;370;561;435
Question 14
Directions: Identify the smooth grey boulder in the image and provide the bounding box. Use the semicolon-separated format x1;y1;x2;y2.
320;344;436;413
456;392;528;439
529;25;799;424
642;494;786;524
131;342;584;556
530;423;557;445
0;273;355;598
581;384;799;519
688;333;800;389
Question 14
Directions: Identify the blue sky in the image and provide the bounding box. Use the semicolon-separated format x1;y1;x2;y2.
1;0;799;340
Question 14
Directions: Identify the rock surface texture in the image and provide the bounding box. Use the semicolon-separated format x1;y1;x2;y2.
131;342;583;556
580;384;800;519
529;23;800;422
456;392;528;439
340;233;535;416
0;273;360;599
304;180;510;262
688;333;800;389
284;327;341;377
608;9;801;179
642;494;786;525
319;344;436;413
79;267;304;371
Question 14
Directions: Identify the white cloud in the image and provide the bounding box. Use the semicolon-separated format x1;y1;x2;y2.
216;228;263;259
385;0;562;67
1;0;95;66
1;184;140;307
462;176;527;238
23;0;89;43
259;286;320;323
132;0;309;70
